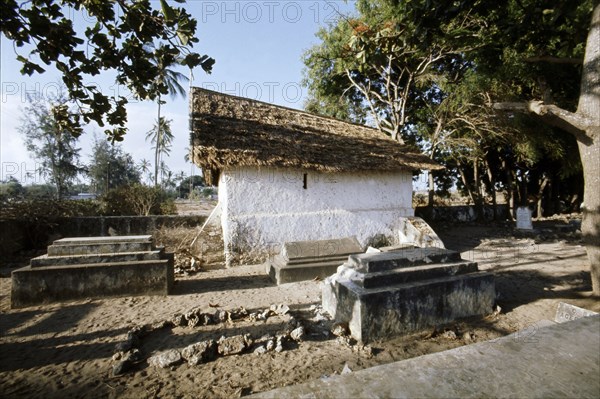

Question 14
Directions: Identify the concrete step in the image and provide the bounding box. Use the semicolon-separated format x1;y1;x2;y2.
349;247;461;273
51;235;153;245
30;249;164;267
48;235;154;256
11;258;174;308
285;255;350;266
250;315;600;399
352;261;479;289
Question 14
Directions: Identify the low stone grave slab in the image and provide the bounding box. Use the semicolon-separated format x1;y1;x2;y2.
30;249;165;267
323;247;495;343
266;237;362;285
11;235;174;308
47;235;154;256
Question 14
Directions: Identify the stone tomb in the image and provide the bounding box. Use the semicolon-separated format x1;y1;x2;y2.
322;247;495;343
11;235;174;308
266;237;363;285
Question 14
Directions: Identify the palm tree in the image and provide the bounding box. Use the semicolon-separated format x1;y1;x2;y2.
175;171;186;198
148;43;188;186
146;117;174;185
184;146;195;198
159;160;170;188
138;158;152;185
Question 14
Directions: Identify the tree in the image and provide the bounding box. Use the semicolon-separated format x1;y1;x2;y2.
0;177;25;202
2;0;214;141
303;0;598;294
138;158;152;185
174;171;186;197
88;136;140;194
19;93;83;199
148;43;189;185
125;184;163;216
159;160;171;187
146;116;175;186
303;0;489;143
494;2;600;295
177;175;204;199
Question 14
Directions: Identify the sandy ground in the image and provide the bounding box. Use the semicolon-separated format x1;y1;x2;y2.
1;220;599;398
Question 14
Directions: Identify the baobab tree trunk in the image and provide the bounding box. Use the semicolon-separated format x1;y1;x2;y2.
578;131;600;295
494;4;600;295
576;4;600;295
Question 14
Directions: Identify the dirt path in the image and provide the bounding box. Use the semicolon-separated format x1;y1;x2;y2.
1;221;598;398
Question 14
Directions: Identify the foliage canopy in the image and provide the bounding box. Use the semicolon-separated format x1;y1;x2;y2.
2;0;214;141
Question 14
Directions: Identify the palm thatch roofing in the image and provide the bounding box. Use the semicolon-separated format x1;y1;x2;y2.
190;87;442;185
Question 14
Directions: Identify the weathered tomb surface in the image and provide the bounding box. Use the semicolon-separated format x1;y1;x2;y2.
266;237;363;285
11;235;174;308
555;302;598;323
322;247;495;343
47;235;155;256
398;217;445;248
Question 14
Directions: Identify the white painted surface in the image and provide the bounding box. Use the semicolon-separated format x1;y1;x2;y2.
219;166;414;262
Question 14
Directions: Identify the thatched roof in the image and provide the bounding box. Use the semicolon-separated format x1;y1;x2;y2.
190;87;441;184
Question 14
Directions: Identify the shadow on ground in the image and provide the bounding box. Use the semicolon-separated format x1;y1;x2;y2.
173;274;274;295
0;302;128;372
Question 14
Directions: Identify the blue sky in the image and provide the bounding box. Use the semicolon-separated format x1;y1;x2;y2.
1;0;357;186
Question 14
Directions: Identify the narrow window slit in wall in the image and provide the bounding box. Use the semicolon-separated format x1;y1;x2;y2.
303;173;308;189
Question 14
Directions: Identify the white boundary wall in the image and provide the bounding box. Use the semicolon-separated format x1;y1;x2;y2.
219;166;414;263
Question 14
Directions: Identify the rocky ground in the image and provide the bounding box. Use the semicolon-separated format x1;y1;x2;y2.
1;216;598;398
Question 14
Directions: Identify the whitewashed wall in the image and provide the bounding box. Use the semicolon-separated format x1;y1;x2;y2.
219;166;414;264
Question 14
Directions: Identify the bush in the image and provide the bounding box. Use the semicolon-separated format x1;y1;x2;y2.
100;184;177;216
189;186;217;200
0;199;103;252
0;198;102;220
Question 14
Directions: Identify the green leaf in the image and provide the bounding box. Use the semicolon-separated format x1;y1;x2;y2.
160;0;176;22
177;30;189;46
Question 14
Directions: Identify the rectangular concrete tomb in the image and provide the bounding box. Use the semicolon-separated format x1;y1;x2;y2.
323;247;495;343
267;237;363;285
11;235;174;308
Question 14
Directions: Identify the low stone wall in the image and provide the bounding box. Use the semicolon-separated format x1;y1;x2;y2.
0;215;206;257
415;204;510;223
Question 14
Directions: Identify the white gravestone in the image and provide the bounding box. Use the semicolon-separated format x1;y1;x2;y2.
516;207;533;230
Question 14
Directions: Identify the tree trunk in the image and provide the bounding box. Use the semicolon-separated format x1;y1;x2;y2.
503;159;515;221
457;159;482;220
472;159;484;219
493;3;599;293
579;138;600;295
576;4;600;295
428;171;435;207
154;97;161;187
485;158;497;220
536;175;550;219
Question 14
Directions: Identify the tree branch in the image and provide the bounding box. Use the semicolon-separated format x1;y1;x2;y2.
523;56;583;65
493;100;594;145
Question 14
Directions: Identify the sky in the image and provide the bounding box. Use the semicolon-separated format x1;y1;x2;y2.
1;1;360;186
0;1;427;190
